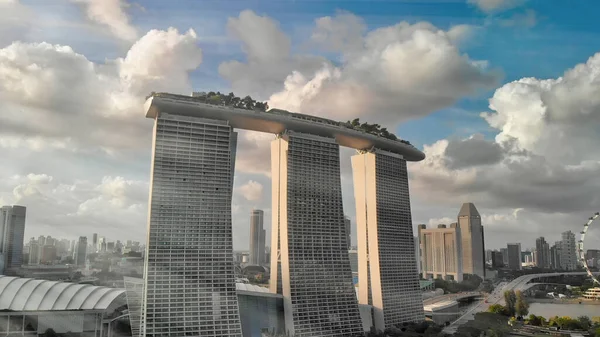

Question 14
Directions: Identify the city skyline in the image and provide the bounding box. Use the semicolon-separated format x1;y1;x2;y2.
1;0;600;252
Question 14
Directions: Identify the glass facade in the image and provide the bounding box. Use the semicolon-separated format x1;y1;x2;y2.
353;150;424;330
143;113;242;336
271;132;363;337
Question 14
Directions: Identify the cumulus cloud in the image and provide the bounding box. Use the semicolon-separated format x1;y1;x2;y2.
223;11;499;175
71;0;138;41
0;174;148;240
268;15;500;124
219;10;326;100
237;180;264;202
411;52;600;247
0;27;202;154
468;0;526;13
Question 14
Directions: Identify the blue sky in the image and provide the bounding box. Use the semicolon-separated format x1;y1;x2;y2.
139;0;600;145
4;0;600;248
17;0;600;148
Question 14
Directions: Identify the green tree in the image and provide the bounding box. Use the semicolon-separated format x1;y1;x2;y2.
488;304;507;315
527;314;544;326
515;290;529;317
578;316;592;330
503;290;517;316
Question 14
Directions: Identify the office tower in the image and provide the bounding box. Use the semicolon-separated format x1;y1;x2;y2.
418;224;463;282
353;150;424;330
28;239;40;265
485;249;493;264
500;247;509;266
348;249;359;274
107;242;115;252
457;203;485;279
560;231;577;270
0;205;27;273
522;251;533;265
45;236;55;246
75;236;87;266
506;243;522;270
550;241;562;270
587;249;600;261
344;216;352;250
535;237;550;269
38;235;46;247
491;250;503;268
92;233;98;252
414;236;421;275
143;111;242;336
41;245;58;264
271;132;363;337
98;236;106;253
249;209;265;265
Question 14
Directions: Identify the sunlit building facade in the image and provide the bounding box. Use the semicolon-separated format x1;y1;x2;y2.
352;150;424;330
143;112;242;336
270;132;363;337
418;224;463;282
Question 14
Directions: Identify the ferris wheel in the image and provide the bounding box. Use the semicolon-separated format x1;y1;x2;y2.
578;212;600;285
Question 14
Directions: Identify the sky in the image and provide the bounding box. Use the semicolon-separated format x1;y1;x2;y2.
0;0;599;251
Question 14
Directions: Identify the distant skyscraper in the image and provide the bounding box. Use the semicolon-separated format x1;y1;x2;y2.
38;235;46;247
75;236;87;266
500;247;509;266
98;236;106;253
418;223;463;282
506;243;522;270
92;233;98;251
249;209;265;265
535;237;550;269
550;241;562;270
40;245;57;264
414;236;421;275
485;249;493;264
0;205;26;273
560;231;577;270
457;203;485;278
344;216;351;250
28;238;40;265
491;250;503;268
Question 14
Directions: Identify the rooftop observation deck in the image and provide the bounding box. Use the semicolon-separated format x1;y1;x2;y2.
145;93;425;161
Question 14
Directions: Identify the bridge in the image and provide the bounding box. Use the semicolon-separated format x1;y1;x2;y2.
145;93;425;160
442;272;600;334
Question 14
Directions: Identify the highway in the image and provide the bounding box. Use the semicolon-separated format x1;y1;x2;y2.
442;271;599;334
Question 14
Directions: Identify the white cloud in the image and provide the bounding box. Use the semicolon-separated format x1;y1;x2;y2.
0;174;148;240
0;27;202;154
71;0;138;41
468;0;526;13
237;180;264;202
218;10;329;100
223;11;499;175
410;52;600;247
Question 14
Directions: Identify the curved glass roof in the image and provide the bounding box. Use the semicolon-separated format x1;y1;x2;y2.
0;275;126;311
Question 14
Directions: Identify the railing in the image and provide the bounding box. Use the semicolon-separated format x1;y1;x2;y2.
149;92;417;148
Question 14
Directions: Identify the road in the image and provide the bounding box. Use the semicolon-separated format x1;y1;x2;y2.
442;271;598;334
442;282;507;334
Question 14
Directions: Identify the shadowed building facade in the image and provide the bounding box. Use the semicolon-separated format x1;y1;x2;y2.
270;131;363;337
352;150;424;330
143;112;242;336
